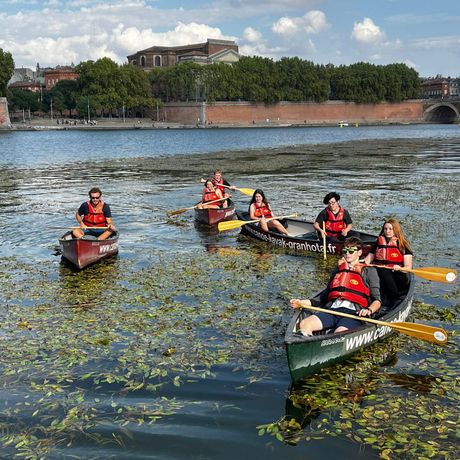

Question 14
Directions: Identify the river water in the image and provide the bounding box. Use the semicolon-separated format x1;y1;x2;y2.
0;124;458;459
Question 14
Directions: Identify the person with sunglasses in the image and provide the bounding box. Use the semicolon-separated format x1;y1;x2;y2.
364;218;413;304
72;187;116;240
290;237;381;336
313;192;355;242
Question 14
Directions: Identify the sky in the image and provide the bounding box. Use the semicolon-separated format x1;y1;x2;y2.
0;0;459;78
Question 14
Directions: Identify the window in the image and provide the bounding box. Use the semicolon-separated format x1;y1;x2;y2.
154;55;161;67
140;55;146;67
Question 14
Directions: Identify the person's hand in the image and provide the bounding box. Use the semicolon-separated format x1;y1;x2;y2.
231;186;236;191
80;223;87;230
108;223;116;231
358;308;373;317
342;229;349;236
392;265;401;271
290;299;311;309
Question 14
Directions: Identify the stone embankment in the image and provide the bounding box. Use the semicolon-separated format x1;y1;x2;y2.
3;100;426;131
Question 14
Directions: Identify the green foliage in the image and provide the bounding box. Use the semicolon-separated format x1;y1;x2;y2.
329;62;420;103
10;89;41;112
0;48;14;97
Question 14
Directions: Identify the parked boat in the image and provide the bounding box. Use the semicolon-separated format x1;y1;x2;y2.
195;199;236;225
59;231;119;269
235;211;376;256
285;274;415;382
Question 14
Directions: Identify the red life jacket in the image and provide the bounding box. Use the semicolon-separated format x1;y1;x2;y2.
211;178;226;195
374;236;404;267
253;202;273;218
324;207;346;236
327;262;370;308
83;201;108;227
202;188;220;204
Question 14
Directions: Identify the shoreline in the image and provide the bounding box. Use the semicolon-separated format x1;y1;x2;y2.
1;118;430;132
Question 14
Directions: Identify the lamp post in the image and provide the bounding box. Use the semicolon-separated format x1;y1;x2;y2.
87;97;90;123
50;97;53;121
122;102;125;123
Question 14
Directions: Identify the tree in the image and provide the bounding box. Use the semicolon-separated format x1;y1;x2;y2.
51;79;78;116
10;89;41;113
0;48;14;97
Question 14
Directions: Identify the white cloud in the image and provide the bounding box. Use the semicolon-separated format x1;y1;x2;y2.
303;10;329;34
243;27;262;43
351;17;385;45
272;10;329;37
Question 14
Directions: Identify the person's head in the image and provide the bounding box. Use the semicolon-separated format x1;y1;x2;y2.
88;187;102;204
250;189;267;205
380;218;412;252
204;179;214;191
213;169;222;181
323;192;341;212
341;236;363;263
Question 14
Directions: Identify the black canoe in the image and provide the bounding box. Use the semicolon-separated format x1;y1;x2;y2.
235;211;376;257
194;199;236;225
285;274;415;382
59;231;119;269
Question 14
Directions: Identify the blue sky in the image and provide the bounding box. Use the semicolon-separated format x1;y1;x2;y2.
0;0;458;77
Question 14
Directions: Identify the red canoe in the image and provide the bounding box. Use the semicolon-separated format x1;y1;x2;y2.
59;231;119;269
194;199;236;225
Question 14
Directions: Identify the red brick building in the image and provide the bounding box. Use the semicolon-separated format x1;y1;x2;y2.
421;76;450;99
44;66;78;90
127;38;240;70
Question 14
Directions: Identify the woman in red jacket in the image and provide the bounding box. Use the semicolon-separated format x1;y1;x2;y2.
249;189;289;235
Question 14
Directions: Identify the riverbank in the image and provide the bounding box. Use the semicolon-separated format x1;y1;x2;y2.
5;117;425;131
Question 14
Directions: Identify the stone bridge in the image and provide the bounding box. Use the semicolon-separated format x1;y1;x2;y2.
423;99;460;123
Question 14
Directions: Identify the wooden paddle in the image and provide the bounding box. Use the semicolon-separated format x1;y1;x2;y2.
218;213;298;232
369;265;458;284
51;226;112;230
322;221;327;260
167;197;226;216
200;178;255;197
296;304;448;344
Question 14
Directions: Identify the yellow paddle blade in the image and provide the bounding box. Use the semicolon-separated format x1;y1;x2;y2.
390;322;448;344
218;219;248;232
298;304;448;344
237;187;255;196
407;267;458;284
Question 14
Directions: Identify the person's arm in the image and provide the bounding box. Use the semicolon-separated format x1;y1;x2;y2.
249;203;259;220
358;267;381;316
223;179;236;190
363;249;376;265
104;204;115;230
313;210;326;235
76;204;87;228
342;209;353;236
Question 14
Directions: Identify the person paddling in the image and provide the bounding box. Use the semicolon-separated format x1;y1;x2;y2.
72;187;116;241
249;189;289;235
364;218;413;305
211;169;235;208
198;180;226;209
290;237;381;336
313;192;356;242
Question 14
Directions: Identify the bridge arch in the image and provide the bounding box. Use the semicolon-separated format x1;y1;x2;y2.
423;102;459;123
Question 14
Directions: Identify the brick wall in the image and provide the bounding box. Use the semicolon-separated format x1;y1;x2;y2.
0;97;12;128
158;100;424;125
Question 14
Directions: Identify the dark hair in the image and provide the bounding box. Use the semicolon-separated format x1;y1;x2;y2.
323;192;340;205
204;179;214;189
249;189;270;212
344;236;362;249
88;187;102;196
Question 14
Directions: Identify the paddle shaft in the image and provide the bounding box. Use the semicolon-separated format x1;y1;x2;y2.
297;304;448;344
200;178;254;195
219;213;298;232
369;264;457;284
322;221;327;260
